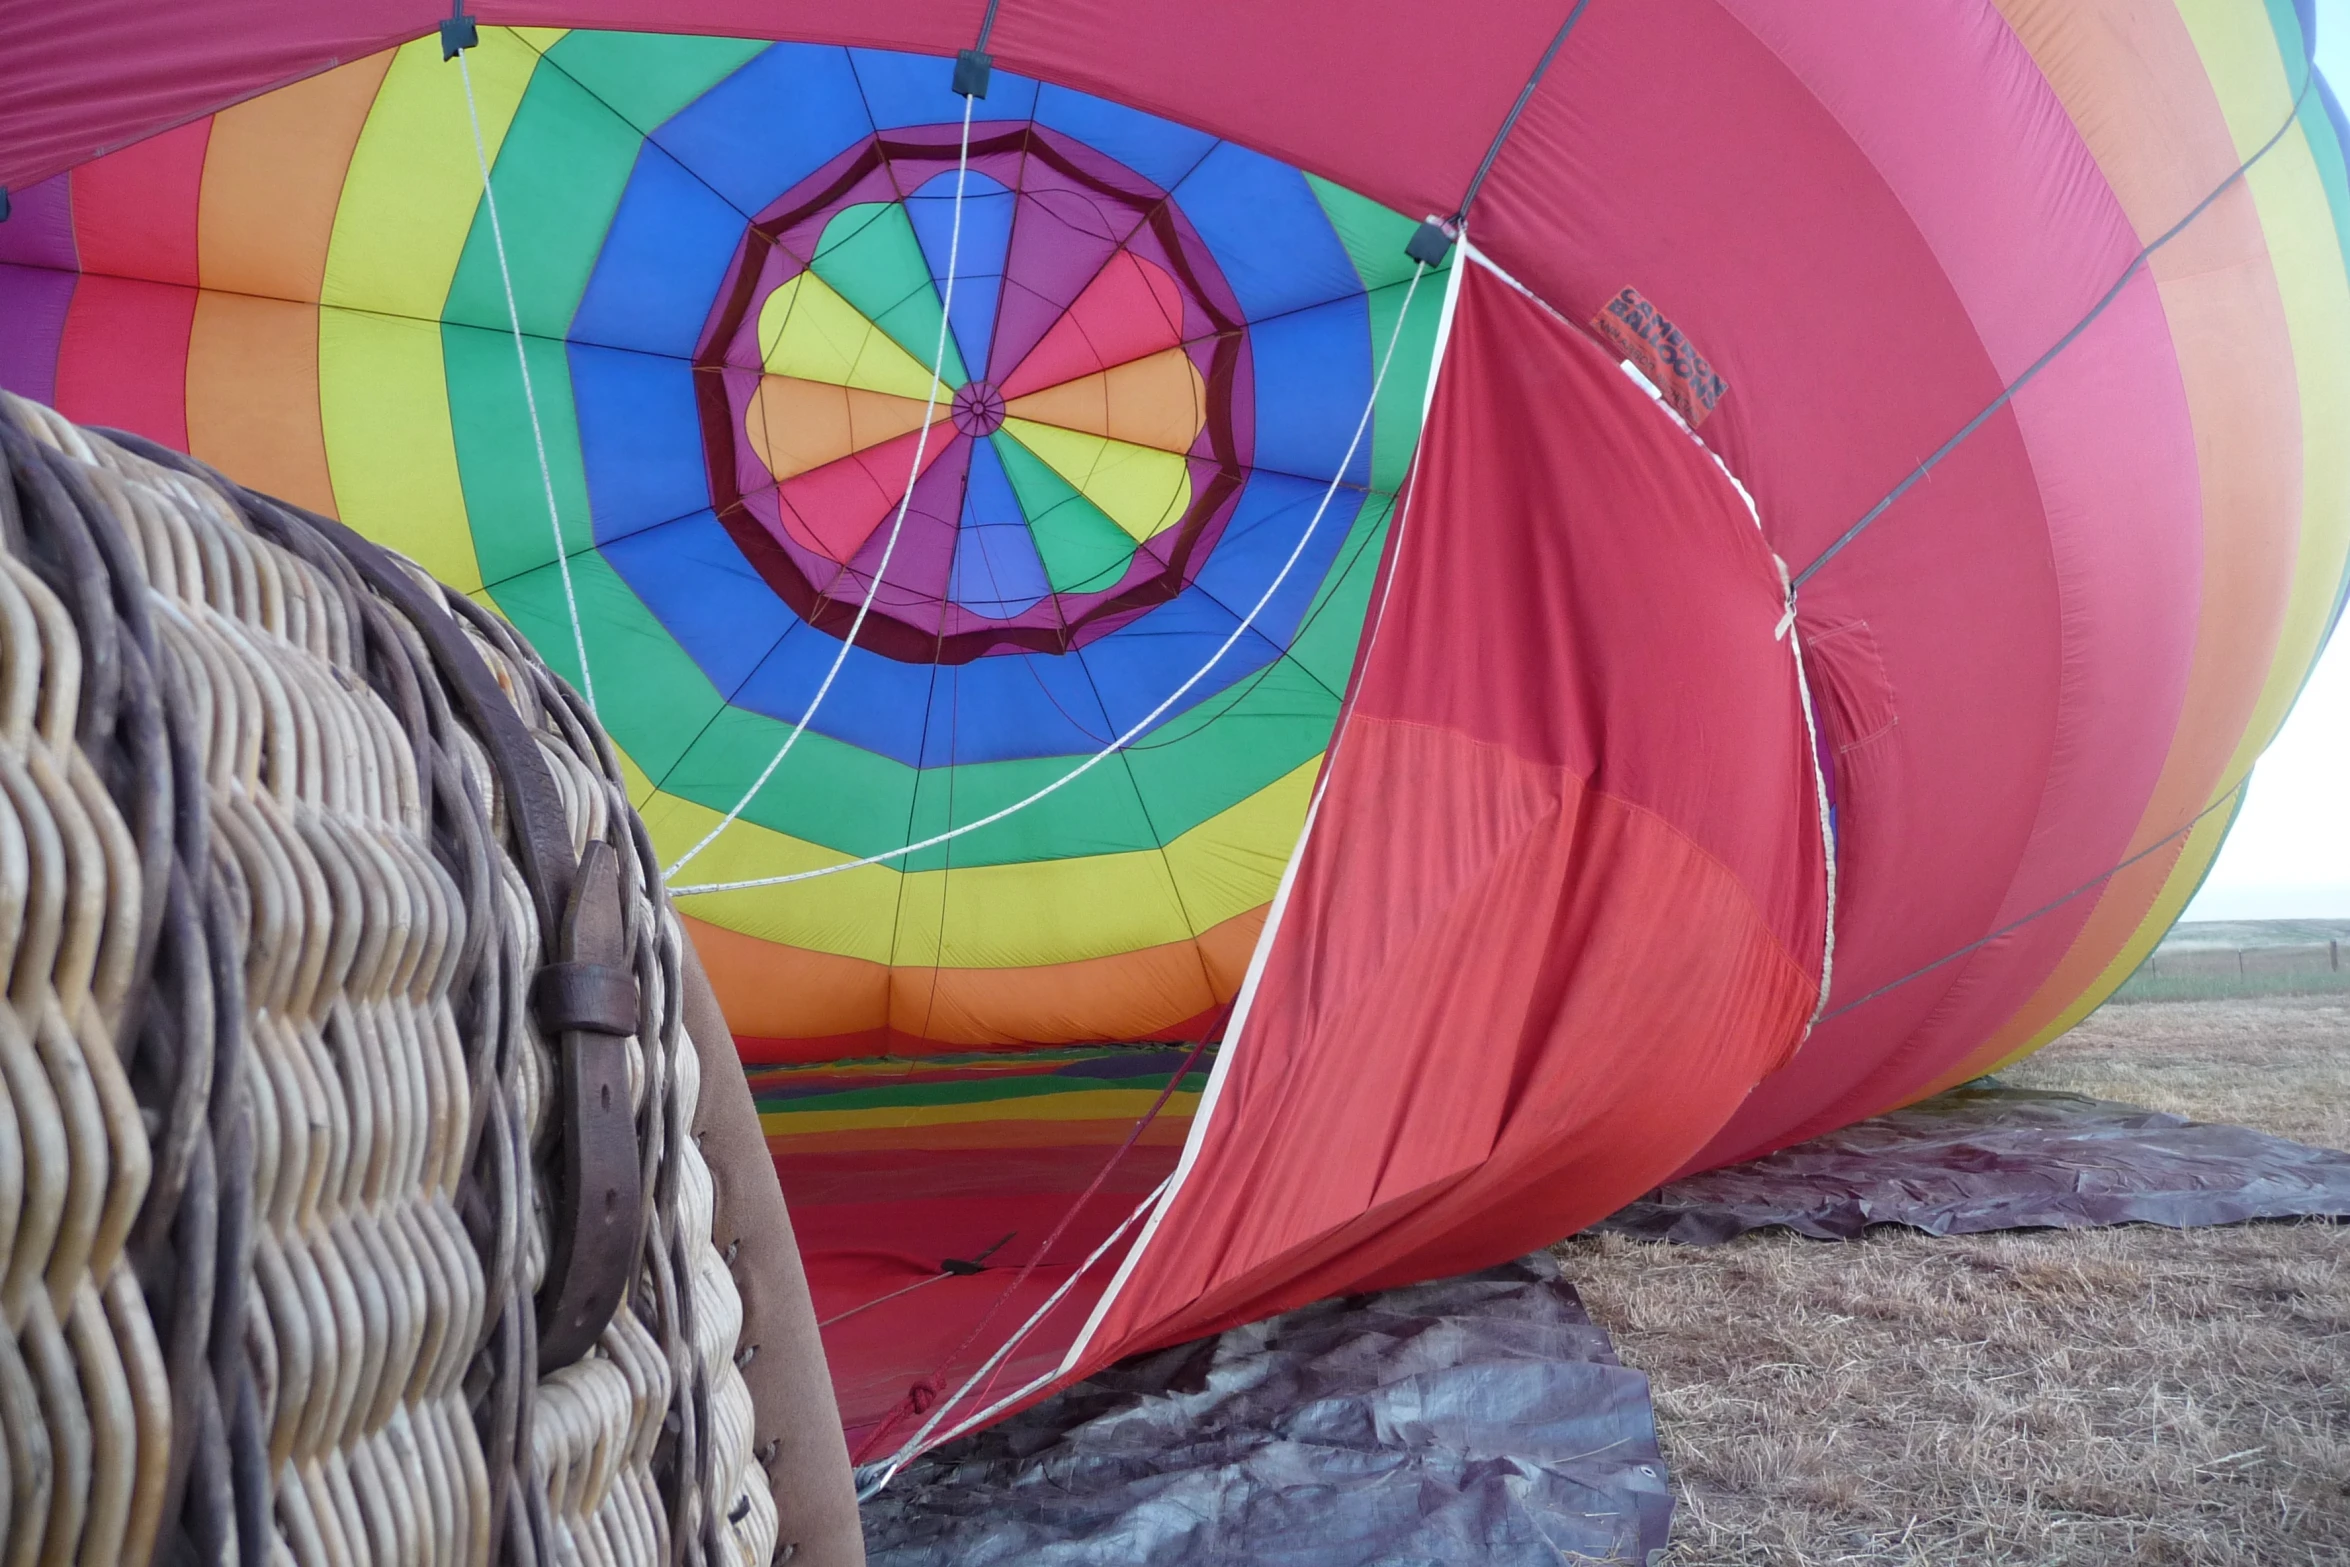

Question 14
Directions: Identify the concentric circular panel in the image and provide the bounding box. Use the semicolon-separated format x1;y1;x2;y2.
697;119;1254;664
25;33;1450;1052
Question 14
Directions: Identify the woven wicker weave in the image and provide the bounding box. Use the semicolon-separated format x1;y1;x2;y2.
0;390;775;1567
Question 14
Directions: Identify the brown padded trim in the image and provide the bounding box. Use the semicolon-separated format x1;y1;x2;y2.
681;935;866;1567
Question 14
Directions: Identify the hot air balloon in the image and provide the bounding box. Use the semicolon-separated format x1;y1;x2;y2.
2;0;2343;1485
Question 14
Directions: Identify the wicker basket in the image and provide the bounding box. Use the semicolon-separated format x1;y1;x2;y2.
0;389;794;1567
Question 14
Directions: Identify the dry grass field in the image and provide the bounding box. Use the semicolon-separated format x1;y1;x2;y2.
1559;996;2350;1566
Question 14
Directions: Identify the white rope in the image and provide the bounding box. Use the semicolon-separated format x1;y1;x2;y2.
665;94;978;881
458;46;596;715
853;1176;1172;1500
1776;557;1838;1027
672;258;1431;898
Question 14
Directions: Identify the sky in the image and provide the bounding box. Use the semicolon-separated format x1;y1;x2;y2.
2181;0;2350;921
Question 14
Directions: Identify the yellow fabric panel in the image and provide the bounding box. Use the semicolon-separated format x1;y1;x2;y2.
2173;1;2350;796
999;418;1193;542
758;272;950;400
641;757;1321;967
318;29;551;593
320;30;544;319
319;306;485;591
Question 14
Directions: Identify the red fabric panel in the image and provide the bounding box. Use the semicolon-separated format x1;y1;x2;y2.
68;117;206;285
53;273;195;449
46;117;204;446
0;1;1536;213
1080;265;1823;1362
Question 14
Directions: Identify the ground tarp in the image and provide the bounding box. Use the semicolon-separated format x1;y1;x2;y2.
1593;1082;2350;1245
859;1254;1671;1566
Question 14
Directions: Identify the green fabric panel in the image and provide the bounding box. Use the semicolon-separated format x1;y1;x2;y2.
993;431;1139;593
659;697;1149;868
539;30;769;138
2297;65;2350;283
756;1070;1201;1114
444;59;639;340
653;642;1340;867
1309;174;1450;493
1307;173;1428;293
1284;492;1392;691
443;322;597;582
488;550;736;779
2260;0;2350;272
811;203;969;385
1361;275;1446;493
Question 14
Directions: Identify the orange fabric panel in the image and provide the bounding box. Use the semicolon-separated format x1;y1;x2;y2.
196;51;392;303
686;905;1266;1052
186;291;337;512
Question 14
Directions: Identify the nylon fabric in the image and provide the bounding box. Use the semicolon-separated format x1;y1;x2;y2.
1076;265;1822;1366
0;0;2344;1475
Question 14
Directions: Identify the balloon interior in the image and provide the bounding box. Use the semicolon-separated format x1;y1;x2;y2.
1;9;2344;1471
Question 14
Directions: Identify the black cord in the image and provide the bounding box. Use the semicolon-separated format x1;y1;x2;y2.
1794;59;2320;590
1454;0;1595;226
1816;781;2247;1023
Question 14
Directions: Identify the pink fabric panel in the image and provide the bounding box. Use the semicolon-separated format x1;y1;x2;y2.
1471;0;2078;1144
1684;2;2205;1156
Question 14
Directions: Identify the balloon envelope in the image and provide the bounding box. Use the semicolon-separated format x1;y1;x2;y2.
1;0;2344;1457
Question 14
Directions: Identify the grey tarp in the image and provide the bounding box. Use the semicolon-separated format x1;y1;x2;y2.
1592;1083;2350;1245
860;1254;1671;1566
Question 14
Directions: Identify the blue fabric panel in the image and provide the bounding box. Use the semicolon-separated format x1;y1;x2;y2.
1188;471;1368;653
915;651;1114;768
1072;582;1279;738
848;49;1040;128
949;438;1049;614
571;142;745;358
1168;143;1365;322
653;44;873;218
949;526;1050;616
733;624;1121;765
1243;296;1373;487
1033;85;1221;194
907;170;1013;376
601;509;801;696
569;341;712;539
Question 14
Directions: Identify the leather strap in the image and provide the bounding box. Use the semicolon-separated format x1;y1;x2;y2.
678;934;865;1567
532;962;639;1037
533;840;645;1370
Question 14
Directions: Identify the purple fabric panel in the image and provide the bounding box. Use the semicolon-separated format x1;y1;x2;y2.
0;262;75;405
0;173;77;268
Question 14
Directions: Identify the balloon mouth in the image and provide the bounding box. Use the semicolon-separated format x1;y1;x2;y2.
951;380;1006;438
